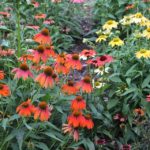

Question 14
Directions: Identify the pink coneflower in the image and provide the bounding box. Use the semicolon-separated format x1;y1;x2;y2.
86;59;99;67
70;0;85;3
146;94;150;102
43;19;55;25
12;63;33;80
96;55;113;66
34;13;46;20
0;12;10;17
122;144;131;150
76;75;93;93
26;24;40;30
32;1;39;8
45;45;56;58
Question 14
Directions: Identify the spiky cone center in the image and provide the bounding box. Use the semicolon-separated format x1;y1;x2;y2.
92;60;98;63
95;81;100;86
20;63;29;71
72;54;79;60
44;67;53;76
140;50;147;54
99;56;107;61
0;84;3;89
22;102;29;108
113;38;119;42
73;111;81;117
135;13;142;18
76;96;83;101
67;80;74;86
107;21;113;25
60;53;65;58
52;73;57;79
39;101;47;110
41;28;49;36
37;45;45;53
83;76;91;83
45;45;51;49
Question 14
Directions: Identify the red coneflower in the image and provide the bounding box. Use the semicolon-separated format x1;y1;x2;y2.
32;45;48;63
0;83;11;97
54;62;70;75
68;111;85;128
56;53;67;64
71;96;86;111
33;28;52;45
66;54;82;70
26;24;40;30
34;13;46;20
96;55;113;66
34;101;52;121
122;144;131;150
62;80;79;95
16;99;35;117
12;63;33;80
35;66;54;88
0;70;4;80
83;114;94;129
86;59;99;67
80;49;96;60
76;75;93;93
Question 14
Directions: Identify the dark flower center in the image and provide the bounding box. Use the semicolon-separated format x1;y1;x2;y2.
52;73;57;79
83;76;91;83
44;67;53;76
68;80;74;86
92;60;98;64
99;56;107;61
22;102;29;108
20;63;29;71
41;28;49;36
76;96;82;101
85;114;91;119
37;45;45;53
0;84;3;90
72;54;79;60
73;111;81;117
39;101;47;110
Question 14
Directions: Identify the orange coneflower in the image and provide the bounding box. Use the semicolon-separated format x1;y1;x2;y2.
80;49;96;60
19;54;33;63
134;108;145;116
32;45;48;63
76;75;93;93
12;63;33;80
65;54;82;70
56;53;67;64
71;96;86;111
62;80;79;95
83;114;94;129
35;66;54;88
16;99;35;117
0;70;4;80
33;28;52;45
34;13;46;20
45;45;56;58
0;11;10;17
34;101;52;121
0;83;10;97
54;62;70;75
68;111;85;128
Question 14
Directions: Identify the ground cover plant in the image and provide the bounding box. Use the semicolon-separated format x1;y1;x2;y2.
0;0;150;150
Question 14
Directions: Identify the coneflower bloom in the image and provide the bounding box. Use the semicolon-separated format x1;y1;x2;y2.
87;59;100;67
71;96;86;111
96;55;113;66
35;66;54;88
68;111;85;128
34;101;52;121
32;0;39;8
12;63;33;80
0;11;10;17
33;28;52;45
0;83;11;97
121;144;131;150
16;99;35;117
45;45;56;58
43;19;55;25
76;76;93;93
0;70;4;80
146;94;150;102
80;49;96;60
70;0;85;3
134;108;144;116
109;37;124;47
56;53;67;64
32;45;48;63
26;24;40;30
66;54;82;70
83;114;94;129
54;62;70;75
34;13;46;20
19;54;33;63
62;80;79;95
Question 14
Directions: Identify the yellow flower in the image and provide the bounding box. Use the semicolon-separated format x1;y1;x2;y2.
102;20;118;30
131;13;147;25
96;35;107;43
135;49;150;59
109;37;124;47
120;16;132;26
142;28;150;39
92;79;105;89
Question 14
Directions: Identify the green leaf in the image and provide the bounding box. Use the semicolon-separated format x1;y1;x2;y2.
107;99;118;109
16;129;24;150
109;74;122;82
83;138;95;150
35;142;49;150
142;74;150;88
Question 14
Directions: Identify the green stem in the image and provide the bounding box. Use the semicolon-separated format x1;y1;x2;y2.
17;0;21;57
